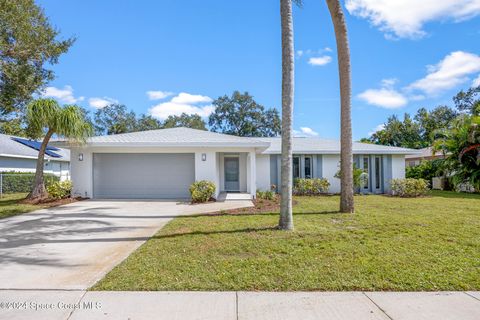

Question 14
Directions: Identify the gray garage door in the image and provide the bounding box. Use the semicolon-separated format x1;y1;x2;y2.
93;153;195;199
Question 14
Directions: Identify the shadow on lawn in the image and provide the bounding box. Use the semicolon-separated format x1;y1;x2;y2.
173;210;342;219
153;226;278;239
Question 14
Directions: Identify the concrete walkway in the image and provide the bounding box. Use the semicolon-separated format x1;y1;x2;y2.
0;291;479;320
0;199;253;290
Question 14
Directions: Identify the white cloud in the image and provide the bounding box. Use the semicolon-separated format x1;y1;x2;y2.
358;79;408;109
324;47;333;52
170;92;212;104
146;90;173;100
42;85;84;104
409;51;480;95
308;56;332;66
296;50;304;57
88;97;118;109
148;92;214;120
294;127;319;137
368;124;385;136
346;0;480;39
472;74;480;87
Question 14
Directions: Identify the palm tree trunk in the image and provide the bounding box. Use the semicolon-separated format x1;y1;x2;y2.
279;0;295;230
326;0;354;213
27;129;54;200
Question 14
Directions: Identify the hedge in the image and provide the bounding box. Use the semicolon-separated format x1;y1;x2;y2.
0;172;60;193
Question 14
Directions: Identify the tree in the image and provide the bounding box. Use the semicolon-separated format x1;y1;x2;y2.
208;91;281;137
0;0;74;129
453;85;480;116
163;113;207;130
433;115;480;191
414;106;458;143
326;0;354;213
136;114;162;131
278;0;300;230
370;114;423;148
94;104;137;135
25;99;92;200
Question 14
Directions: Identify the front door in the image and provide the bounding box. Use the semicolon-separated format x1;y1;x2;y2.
224;157;240;191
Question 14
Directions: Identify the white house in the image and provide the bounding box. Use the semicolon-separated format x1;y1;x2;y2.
0;133;70;180
64;127;419;199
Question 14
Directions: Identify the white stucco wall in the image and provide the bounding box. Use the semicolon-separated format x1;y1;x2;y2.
322;154;341;193
391;154;406;180
69;146;259;199
255;154;270;191
0;156;70;180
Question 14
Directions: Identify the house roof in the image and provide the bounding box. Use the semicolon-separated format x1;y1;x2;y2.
0;133;70;161
405;147;445;159
257;137;420;155
58;127;420;155
83;127;271;148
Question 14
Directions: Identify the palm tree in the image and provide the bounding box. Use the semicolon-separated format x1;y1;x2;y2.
25;98;93;200
326;0;354;213
279;0;301;230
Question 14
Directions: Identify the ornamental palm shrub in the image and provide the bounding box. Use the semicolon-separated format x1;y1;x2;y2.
189;180;216;203
390;178;429;197
256;189;276;200
293;178;330;195
432;115;480;191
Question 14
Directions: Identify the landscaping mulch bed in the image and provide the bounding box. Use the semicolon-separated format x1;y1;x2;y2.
20;196;87;207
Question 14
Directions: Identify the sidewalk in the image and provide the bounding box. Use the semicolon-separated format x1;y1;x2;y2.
1;290;479;320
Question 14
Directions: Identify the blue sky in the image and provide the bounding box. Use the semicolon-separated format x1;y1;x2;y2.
38;0;480;139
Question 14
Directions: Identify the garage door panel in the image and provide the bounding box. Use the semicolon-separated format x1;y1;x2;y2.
93;153;195;199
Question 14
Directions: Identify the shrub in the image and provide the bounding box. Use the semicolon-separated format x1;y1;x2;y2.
0;172;59;193
335;164;367;190
189;180;216;203
390;178;429;197
293;178;330;196
406;159;444;183
256;189;276;200
46;180;73;199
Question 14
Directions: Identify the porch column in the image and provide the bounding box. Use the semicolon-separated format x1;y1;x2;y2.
248;150;256;198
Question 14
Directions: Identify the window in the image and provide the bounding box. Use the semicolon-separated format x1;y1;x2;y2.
293;157;300;179
304;156;312;178
363;156;369;189
375;156;381;189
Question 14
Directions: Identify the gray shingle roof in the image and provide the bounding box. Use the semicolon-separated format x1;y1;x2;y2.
86;127;270;147
257;137;420;155
0;133;70;161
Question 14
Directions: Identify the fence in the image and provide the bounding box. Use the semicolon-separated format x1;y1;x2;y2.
0;172;63;198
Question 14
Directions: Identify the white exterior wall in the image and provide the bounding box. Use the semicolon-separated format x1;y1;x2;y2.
255;154;271;191
70;146;259;199
322;154;341;193
391;154;406;180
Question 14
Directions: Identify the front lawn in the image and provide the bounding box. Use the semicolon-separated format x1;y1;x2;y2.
93;191;480;291
0;193;44;219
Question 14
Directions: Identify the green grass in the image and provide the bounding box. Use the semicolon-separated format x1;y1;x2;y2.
0;193;44;219
93;191;480;291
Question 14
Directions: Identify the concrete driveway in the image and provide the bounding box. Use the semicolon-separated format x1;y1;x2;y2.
0;199;253;290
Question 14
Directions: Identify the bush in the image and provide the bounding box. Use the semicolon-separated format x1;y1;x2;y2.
293;178;330;196
189;180;216;203
0;172;59;193
256;189;276;200
46;180;73;199
335;164;368;190
406;159;444;183
390;178;429;197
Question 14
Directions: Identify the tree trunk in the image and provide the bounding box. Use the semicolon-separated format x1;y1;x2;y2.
326;0;354;213
27;129;54;200
279;0;295;230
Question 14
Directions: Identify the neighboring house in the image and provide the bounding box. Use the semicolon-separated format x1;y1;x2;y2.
63;127;419;199
0;133;70;180
405;147;446;167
